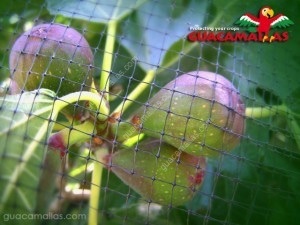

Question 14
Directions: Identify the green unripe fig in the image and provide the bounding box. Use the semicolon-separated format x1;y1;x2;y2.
9;23;94;97
105;139;206;206
130;71;245;157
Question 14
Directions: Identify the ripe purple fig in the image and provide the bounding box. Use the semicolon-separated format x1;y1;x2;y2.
105;139;206;206
130;71;245;157
9;23;94;97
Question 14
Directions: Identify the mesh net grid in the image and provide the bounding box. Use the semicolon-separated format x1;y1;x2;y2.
0;0;299;225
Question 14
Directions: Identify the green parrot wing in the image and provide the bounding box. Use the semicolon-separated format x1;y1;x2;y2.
235;14;260;27
271;15;294;28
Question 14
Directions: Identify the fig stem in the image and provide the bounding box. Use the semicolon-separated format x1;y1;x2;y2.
52;122;72;132
247;105;300;151
48;121;96;157
109;120;140;142
122;133;145;147
288;118;300;151
90;79;99;94
88;147;108;225
100;20;118;100
113;69;156;114
245;104;296;118
62;121;96;147
51;91;109;122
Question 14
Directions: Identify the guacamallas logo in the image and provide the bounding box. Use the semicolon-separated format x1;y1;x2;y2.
187;6;294;43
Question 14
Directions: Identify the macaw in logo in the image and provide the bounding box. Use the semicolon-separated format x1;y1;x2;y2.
235;6;294;42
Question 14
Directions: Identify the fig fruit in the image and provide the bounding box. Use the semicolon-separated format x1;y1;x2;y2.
106;139;206;206
130;71;245;157
9;23;94;97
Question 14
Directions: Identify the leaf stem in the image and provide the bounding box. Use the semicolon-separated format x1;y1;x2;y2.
100;20;118;100
88;147;108;225
113;69;156;114
51;91;109;122
288;118;300;151
48;121;96;155
245;105;295;119
109;120;140;142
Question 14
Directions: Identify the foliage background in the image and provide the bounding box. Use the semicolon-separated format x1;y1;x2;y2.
0;0;300;225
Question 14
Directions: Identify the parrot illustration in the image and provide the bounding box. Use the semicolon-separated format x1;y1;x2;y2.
235;6;294;42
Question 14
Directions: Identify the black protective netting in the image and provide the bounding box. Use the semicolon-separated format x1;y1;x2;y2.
0;0;300;225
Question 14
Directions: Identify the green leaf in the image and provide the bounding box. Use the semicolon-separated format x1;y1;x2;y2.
119;0;209;70
0;90;55;211
46;0;147;23
285;87;300;117
284;87;300;151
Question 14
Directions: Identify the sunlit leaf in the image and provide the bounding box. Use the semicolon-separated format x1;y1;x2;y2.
0;89;55;211
120;0;209;71
46;0;148;23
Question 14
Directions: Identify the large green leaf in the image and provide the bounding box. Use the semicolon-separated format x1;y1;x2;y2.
46;0;147;23
0;89;55;212
119;0;209;71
